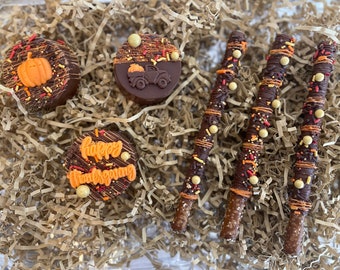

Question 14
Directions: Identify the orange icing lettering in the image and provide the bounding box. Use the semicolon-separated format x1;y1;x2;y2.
67;164;137;188
80;136;123;160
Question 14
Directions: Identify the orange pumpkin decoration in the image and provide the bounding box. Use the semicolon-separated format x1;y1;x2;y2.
17;52;53;87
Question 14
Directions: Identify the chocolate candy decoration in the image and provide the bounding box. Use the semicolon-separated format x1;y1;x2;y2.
64;130;138;201
1;34;81;113
114;33;181;105
220;34;296;240
171;31;247;233
283;40;336;255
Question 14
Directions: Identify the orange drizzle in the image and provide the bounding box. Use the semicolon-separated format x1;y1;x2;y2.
269;48;294;57
216;68;236;76
205;108;222;116
194;139;213;148
180;192;198;200
230;188;252;198
67;164;137;188
289;198;312;211
80;136;123;161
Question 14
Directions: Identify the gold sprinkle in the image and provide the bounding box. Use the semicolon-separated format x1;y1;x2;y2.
208;125;219;134
6;59;12;63
205;129;211;136
285;41;295;47
271;99;281;109
157;57;167;62
120;151;131;161
228;81;237;91
314;73;324;82
128;33;142;48
314;109;324;119
249;175;259;185
76;185;90;198
170;51;180;61
303;135;313;146
232;49;242;59
193;156;205;164
294;179;305;189
306;176;312;184
259;129;268;138
191;175;201;185
58;64;65;68
280;56;290;66
151;59;157;65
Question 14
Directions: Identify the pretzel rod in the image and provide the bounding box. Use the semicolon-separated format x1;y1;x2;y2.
283;40;336;255
220;34;296;240
171;31;247;232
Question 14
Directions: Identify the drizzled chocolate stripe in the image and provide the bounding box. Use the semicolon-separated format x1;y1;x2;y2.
220;34;295;240
283;40;336;255
171;31;247;232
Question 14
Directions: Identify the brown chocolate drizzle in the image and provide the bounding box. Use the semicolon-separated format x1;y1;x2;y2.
220;34;295;240
283;40;336;255
171;30;247;233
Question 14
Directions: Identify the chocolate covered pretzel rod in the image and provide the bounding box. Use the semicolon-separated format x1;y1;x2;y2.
171;31;247;232
283;40;336;255
220;34;295;240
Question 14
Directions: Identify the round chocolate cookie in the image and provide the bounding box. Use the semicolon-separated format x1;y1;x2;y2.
64;130;137;201
1;34;80;112
64;130;138;201
114;33;181;105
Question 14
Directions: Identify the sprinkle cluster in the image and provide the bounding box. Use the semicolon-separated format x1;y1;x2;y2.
114;33;181;65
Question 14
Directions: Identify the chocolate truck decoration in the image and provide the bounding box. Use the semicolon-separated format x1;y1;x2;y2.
128;64;171;90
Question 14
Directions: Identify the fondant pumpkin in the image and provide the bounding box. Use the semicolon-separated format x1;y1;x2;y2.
17;52;52;87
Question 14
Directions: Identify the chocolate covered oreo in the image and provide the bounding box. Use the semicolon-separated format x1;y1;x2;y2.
1;34;80;112
64;130;138;201
114;33;181;105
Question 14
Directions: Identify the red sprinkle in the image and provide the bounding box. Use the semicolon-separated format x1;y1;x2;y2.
222;79;226;86
28;33;37;43
26;45;31;51
57;39;65;45
246;170;254;177
99;129;106;135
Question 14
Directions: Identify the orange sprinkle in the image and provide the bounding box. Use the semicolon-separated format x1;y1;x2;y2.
102;196;110;201
24;87;31;97
94;128;99;137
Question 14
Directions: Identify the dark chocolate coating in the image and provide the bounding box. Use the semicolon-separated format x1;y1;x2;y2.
1;34;80;113
114;33;181;105
284;41;336;255
64;130;138;201
220;34;295;240
172;30;247;233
